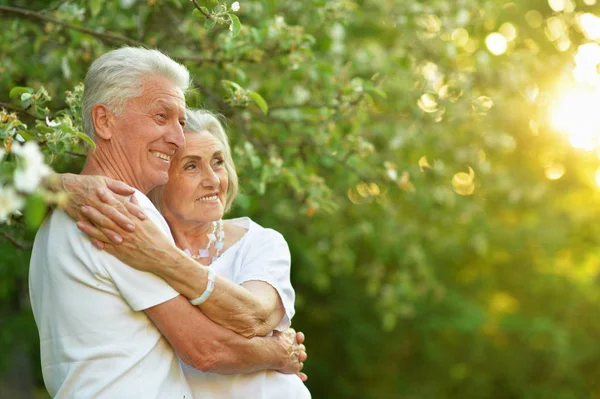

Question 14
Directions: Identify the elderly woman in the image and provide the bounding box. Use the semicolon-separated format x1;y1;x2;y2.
65;108;310;398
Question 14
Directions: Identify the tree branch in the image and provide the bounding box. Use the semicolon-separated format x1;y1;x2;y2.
0;5;146;47
270;103;331;111
0;101;45;121
0;229;33;251
189;0;213;19
65;150;86;158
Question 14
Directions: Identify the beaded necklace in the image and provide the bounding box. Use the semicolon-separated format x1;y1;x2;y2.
183;219;225;262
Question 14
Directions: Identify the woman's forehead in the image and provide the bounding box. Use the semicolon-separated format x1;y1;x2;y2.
180;130;222;157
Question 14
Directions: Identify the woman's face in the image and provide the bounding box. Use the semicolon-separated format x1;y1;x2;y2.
161;130;229;227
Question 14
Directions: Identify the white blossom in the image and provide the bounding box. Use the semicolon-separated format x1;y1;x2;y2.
231;1;240;12
0;185;24;223
293;85;311;103
386;168;398;181
46;116;60;127
12;142;52;193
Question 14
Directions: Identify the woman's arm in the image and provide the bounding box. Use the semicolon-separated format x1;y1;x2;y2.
76;204;284;338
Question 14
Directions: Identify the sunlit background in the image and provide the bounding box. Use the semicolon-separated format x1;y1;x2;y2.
5;0;600;398
542;1;600;185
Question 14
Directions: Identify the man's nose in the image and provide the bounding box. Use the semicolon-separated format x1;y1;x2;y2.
166;122;186;150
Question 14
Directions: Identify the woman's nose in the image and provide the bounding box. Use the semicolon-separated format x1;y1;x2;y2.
201;167;219;187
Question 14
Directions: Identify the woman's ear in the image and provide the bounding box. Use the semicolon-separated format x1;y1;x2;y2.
91;104;114;140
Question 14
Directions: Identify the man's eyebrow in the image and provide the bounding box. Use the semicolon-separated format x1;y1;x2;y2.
152;100;176;111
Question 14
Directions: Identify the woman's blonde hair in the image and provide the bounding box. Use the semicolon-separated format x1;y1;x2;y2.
148;109;238;213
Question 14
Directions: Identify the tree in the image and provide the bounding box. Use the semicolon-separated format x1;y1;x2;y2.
2;0;600;397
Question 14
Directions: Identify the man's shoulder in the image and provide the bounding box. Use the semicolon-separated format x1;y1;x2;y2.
132;190;173;241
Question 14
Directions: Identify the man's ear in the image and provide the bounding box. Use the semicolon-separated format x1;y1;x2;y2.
91;104;114;140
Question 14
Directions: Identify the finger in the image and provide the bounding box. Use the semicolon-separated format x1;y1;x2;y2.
104;177;136;196
91;239;105;250
299;362;304;371
299;351;307;362
77;220;118;246
97;189;136;231
296;331;305;344
80;206;125;244
82;203;132;234
124;201;147;221
299;372;308;382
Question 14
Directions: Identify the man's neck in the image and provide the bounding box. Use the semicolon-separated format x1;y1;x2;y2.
81;146;147;193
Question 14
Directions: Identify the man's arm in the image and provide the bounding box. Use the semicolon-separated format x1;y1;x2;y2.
145;295;306;378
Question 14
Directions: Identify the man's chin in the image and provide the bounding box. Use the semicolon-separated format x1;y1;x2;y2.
148;172;169;189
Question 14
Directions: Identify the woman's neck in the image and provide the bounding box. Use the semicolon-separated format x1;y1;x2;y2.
169;218;215;253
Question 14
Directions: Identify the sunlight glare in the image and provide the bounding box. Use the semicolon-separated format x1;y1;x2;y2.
578;13;600;41
549;88;600;150
573;43;600;86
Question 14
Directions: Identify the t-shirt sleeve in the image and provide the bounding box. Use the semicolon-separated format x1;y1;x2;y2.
235;228;295;331
93;192;180;311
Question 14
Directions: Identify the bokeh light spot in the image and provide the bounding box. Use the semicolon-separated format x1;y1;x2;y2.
485;33;507;55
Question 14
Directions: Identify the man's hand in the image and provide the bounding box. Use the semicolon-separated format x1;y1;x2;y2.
274;328;308;381
54;173;146;248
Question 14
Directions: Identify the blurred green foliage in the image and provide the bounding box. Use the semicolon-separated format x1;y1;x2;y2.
2;0;600;397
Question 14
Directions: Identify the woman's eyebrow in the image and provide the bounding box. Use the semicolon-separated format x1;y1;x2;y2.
181;151;223;162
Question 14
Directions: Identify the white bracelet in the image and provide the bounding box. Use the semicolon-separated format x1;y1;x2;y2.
190;267;216;306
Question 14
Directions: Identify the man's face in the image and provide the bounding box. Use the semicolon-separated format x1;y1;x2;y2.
109;75;186;193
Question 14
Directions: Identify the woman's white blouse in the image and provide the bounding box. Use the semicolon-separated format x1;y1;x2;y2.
182;217;311;399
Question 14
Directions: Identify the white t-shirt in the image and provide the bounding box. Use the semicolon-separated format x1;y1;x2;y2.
29;190;193;399
183;217;311;399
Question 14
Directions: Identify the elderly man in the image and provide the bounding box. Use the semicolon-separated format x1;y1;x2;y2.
29;47;305;398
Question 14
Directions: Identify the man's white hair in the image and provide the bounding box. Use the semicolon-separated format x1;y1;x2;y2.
82;47;190;139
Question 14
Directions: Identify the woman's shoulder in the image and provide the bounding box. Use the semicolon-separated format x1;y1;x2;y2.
226;217;287;244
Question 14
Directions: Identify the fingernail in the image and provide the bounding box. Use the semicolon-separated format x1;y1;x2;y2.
127;223;135;231
113;235;123;244
81;206;89;212
138;212;146;219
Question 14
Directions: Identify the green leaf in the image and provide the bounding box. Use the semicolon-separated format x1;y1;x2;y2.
229;13;241;37
204;18;216;30
76;132;96;150
248;91;268;115
366;87;387;99
90;0;103;17
221;80;243;91
20;93;32;102
17;130;35;141
9;87;32;101
25;193;47;230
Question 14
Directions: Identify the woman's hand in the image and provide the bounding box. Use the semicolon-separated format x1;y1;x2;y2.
55;173;147;248
274;329;308;382
76;206;173;273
